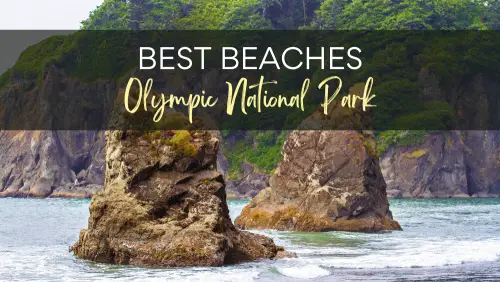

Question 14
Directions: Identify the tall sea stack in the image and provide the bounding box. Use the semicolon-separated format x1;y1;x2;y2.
72;130;289;266
235;103;401;232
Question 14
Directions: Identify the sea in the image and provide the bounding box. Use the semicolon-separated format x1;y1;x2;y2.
1;198;500;281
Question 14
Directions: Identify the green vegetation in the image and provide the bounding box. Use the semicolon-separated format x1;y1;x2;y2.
222;131;287;179
79;0;500;31
311;0;495;30
404;148;427;159
376;130;430;156
169;130;197;157
0;36;67;87
2;0;500;177
80;0;324;30
2;0;499;87
0;31;137;88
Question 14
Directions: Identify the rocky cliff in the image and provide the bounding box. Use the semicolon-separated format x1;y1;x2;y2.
381;131;500;198
0;63;116;198
0;130;104;198
380;68;500;198
0;63;498;200
72;130;291;266
235;104;401;232
464;131;500;196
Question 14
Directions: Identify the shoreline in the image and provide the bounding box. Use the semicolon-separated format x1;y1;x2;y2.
0;191;93;199
1;197;500;281
1;191;499;200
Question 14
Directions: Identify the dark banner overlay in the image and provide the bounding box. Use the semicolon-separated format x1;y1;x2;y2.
0;31;499;130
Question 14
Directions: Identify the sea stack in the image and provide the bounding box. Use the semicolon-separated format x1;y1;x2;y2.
72;130;288;266
235;103;401;232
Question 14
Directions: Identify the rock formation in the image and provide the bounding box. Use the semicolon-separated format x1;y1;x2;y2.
72;130;290;267
235;103;401;232
217;131;277;200
0;62;498;201
379;68;500;198
464;131;500;196
0;64;114;198
381;131;468;198
225;161;270;199
381;131;500;198
0;130;104;198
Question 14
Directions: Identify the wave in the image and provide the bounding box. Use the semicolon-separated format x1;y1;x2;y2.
275;264;330;279
298;239;500;269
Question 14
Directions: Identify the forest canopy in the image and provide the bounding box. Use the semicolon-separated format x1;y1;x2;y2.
81;0;500;30
1;0;498;177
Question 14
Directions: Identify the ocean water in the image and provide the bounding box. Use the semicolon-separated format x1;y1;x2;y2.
1;198;500;281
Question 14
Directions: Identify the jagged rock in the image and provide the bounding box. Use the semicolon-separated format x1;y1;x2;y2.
235;102;400;232
381;131;500;198
241;161;255;176
380;131;468;198
463;131;500;195
0;64;114;198
378;68;500;198
0;131;104;198
223;160;271;199
386;189;403;198
72;130;289;267
235;130;400;232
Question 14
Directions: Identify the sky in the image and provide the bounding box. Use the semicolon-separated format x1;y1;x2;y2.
0;0;105;29
0;0;104;73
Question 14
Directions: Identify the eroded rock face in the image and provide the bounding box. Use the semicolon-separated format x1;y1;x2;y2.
380;131;468;198
235;127;401;232
381;131;500;198
225;161;270;199
72;130;287;267
0;131;104;198
0;64;115;198
463;131;500;196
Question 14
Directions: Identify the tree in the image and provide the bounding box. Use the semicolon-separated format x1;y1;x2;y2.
128;0;153;30
311;0;486;30
483;0;500;30
81;0;128;30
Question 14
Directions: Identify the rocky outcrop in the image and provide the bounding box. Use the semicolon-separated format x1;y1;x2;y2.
381;131;500;198
0;130;104;198
380;131;468;198
225;161;270;199
218;131;279;199
464;131;500;196
379;68;500;198
235;130;400;232
72;130;290;267
234;103;401;232
0;63;116;198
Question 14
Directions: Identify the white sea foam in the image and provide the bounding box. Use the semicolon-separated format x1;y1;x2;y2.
292;247;367;256
299;239;500;269
276;264;330;279
3;198;500;281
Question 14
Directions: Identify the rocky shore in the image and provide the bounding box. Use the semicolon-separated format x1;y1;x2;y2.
1;129;499;200
72;130;291;266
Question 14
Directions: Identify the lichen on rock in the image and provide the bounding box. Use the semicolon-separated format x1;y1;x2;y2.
235;102;401;232
72;130;290;267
